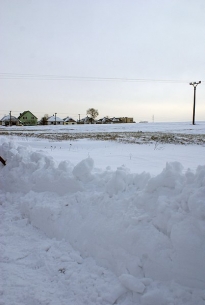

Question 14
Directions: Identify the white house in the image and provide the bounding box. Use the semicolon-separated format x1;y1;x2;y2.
63;117;77;125
111;117;121;123
0;115;21;126
96;117;112;124
78;116;95;124
47;115;64;125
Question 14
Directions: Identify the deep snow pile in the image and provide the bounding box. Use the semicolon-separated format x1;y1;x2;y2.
1;138;205;305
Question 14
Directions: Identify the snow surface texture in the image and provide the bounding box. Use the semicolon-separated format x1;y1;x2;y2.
2;121;205;135
1;138;205;305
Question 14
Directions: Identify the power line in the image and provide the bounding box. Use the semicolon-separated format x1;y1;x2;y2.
0;111;86;116
0;109;86;119
0;73;204;84
0;109;85;115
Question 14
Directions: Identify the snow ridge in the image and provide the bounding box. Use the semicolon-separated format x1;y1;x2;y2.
1;139;205;305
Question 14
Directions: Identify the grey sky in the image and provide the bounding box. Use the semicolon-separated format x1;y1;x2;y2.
1;0;205;122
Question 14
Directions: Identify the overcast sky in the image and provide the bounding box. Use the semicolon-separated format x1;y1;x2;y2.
1;0;205;122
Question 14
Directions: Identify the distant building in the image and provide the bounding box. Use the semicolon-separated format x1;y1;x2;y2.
111;117;121;123
96;117;113;124
120;117;134;123
63;117;77;125
46;115;64;125
18;110;38;126
78;116;94;124
0;115;21;126
96;117;134;124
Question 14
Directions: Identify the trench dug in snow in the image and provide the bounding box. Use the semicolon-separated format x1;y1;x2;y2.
1;140;205;298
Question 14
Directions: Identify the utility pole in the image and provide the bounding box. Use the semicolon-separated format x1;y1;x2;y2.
152;115;154;123
9;111;11;126
55;113;57;125
189;81;201;125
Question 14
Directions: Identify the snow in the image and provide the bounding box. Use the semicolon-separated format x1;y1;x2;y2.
2;120;205;134
1;123;205;305
118;275;145;294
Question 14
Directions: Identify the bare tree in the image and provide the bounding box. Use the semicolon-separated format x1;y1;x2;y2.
86;108;99;123
39;114;49;125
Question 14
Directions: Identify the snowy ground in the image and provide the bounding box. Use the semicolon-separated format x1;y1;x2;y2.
1;121;205;135
1;122;205;305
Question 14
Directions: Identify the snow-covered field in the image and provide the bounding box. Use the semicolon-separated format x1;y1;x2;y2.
1;122;205;305
2;121;205;134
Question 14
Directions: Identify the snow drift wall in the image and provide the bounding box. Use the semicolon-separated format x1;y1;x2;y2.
1;139;205;291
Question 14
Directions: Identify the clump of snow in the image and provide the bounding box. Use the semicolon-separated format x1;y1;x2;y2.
1;138;205;305
119;274;145;294
72;157;94;182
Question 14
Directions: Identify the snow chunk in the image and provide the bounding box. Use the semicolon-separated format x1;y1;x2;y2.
106;167;128;196
146;161;183;193
72;157;94;182
119;274;145;294
141;289;168;305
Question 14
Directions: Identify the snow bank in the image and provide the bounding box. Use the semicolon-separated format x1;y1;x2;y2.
1;139;205;303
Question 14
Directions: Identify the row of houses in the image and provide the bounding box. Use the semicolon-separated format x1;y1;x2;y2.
0;111;38;126
0;110;134;126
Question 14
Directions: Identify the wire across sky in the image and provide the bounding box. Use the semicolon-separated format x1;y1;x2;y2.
0;73;204;84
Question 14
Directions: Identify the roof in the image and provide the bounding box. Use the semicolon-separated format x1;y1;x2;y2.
97;117;112;123
18;111;38;119
47;116;64;122
1;115;19;121
80;116;93;121
64;116;76;122
112;117;121;122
